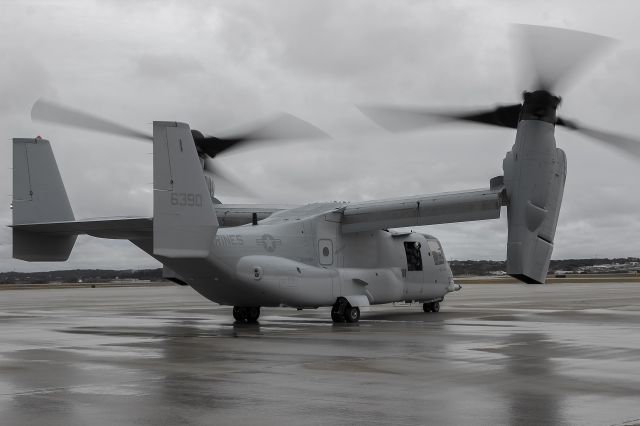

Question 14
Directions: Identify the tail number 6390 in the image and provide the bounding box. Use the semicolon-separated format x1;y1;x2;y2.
170;192;203;207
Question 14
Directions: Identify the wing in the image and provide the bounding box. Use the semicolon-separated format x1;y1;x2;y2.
340;186;505;233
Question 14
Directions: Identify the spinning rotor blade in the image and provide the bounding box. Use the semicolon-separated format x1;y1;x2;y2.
203;157;256;198
358;105;455;132
194;113;329;198
359;25;614;134
193;113;330;158
31;99;152;141
362;103;640;158
449;104;522;129
31;98;328;196
358;104;522;132
516;24;613;92
557;118;640;158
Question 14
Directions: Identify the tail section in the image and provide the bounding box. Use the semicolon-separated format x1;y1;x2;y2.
12;137;76;261
152;122;218;258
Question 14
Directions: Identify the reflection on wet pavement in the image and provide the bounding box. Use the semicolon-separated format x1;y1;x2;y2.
0;283;639;425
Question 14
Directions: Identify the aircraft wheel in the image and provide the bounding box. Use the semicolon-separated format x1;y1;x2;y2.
331;298;348;323
331;310;344;323
432;302;440;313
246;306;261;323
422;303;432;312
345;306;360;323
233;306;247;322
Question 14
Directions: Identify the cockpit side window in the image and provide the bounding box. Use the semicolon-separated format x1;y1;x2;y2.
427;240;445;265
404;241;423;271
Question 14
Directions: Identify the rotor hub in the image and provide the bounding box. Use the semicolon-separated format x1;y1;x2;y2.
519;90;561;124
191;129;206;157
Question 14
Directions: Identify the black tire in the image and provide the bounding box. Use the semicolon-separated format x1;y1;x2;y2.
432;301;440;313
233;306;246;322
331;310;344;323
345;306;360;323
423;303;432;313
246;306;261;322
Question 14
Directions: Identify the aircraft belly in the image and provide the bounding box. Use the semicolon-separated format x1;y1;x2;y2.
338;268;404;304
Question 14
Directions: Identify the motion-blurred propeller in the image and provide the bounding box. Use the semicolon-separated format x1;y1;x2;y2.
32;99;152;141
516;23;613;93
358;103;522;132
191;112;329;158
358;24;640;157
31;99;329;197
556;118;640;159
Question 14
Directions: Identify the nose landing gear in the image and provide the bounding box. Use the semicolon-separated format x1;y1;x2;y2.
423;301;440;313
233;306;261;323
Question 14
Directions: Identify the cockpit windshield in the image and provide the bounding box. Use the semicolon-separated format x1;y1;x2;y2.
427;240;445;265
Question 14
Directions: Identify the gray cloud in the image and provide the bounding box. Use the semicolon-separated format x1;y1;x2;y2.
1;0;640;272
135;53;205;81
0;50;53;114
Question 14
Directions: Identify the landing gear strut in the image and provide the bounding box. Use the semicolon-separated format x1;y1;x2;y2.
331;298;360;323
233;306;261;323
423;301;440;313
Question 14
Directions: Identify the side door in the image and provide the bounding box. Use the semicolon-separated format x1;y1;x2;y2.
403;241;424;284
316;214;340;300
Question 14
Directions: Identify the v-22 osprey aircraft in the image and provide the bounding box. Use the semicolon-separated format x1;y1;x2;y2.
11;25;636;323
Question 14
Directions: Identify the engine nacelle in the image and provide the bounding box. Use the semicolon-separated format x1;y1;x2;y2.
503;120;567;283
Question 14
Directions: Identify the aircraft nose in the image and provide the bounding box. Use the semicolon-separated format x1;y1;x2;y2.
447;282;462;292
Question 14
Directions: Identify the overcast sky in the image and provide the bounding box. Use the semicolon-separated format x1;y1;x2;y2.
1;0;640;272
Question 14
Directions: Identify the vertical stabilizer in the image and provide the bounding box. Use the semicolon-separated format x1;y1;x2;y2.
12;138;76;260
153;122;218;258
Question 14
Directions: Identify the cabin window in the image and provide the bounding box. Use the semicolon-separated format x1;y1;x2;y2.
404;241;423;271
427;240;445;265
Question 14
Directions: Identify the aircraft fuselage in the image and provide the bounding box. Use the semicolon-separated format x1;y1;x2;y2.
157;205;454;308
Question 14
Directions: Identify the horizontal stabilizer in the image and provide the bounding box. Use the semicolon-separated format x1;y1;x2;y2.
11;217;152;240
9;204;295;243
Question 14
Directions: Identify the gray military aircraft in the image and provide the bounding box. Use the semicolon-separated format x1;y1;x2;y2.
10;25;639;323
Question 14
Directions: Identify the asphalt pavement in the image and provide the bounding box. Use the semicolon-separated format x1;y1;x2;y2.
1;283;639;425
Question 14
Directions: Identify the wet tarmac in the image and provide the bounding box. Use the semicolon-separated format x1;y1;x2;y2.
1;283;639;426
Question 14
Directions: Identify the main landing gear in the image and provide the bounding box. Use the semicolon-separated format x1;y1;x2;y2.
331;298;360;323
233;306;261;323
423;301;440;313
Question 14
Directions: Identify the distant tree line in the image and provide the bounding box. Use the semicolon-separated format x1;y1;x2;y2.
0;269;164;285
449;258;640;276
